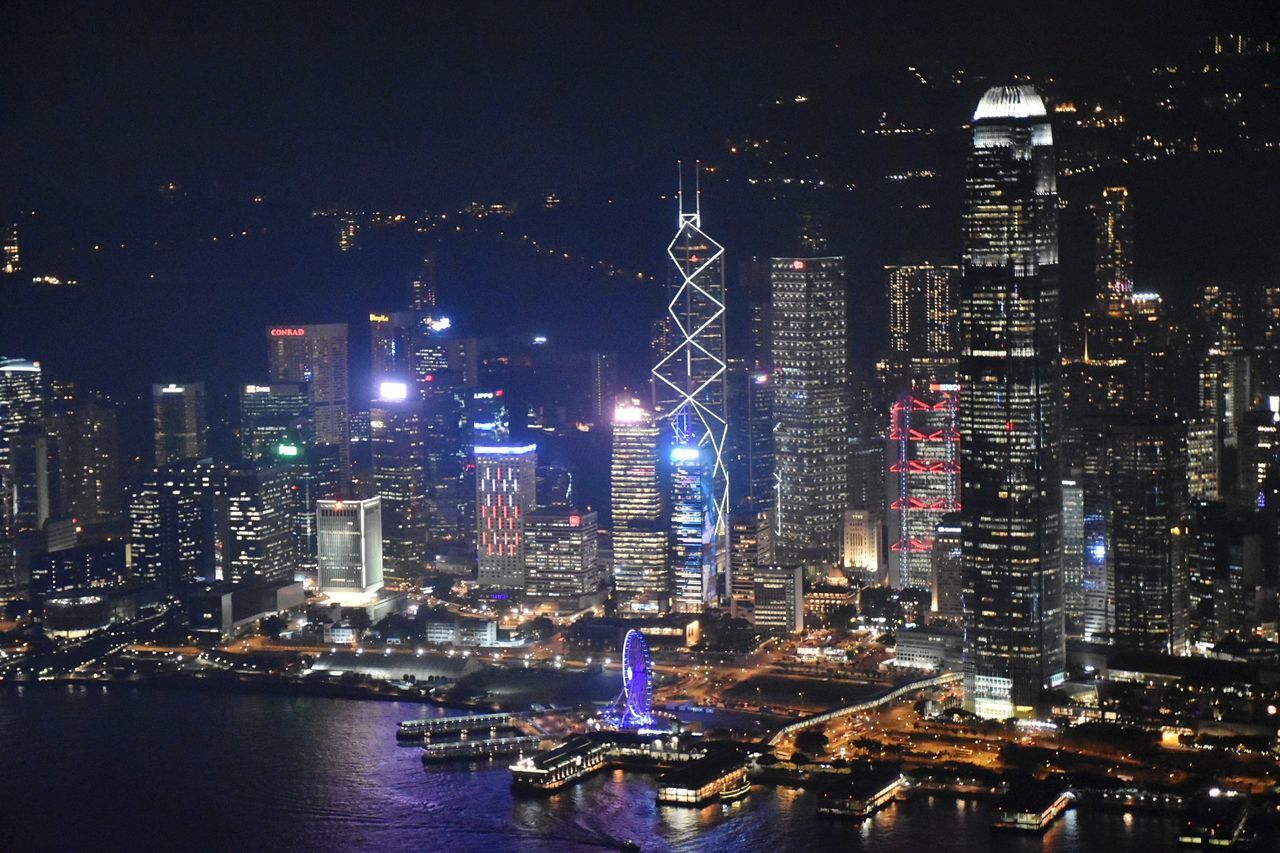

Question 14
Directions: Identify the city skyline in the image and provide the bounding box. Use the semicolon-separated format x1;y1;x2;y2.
3;6;1280;851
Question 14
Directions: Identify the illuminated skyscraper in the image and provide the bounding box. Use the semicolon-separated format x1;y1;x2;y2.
525;508;600;603
272;441;340;585
467;388;509;443
1060;477;1086;631
48;395;121;521
2;224;19;274
412;316;477;392
888;389;960;590
1263;286;1280;348
842;508;883;577
725;361;772;511
886;263;959;387
610;397;668;614
4;381;55;581
9;428;57;532
267;323;350;481
316;497;383;600
1238;404;1279;506
740;257;774;372
475;443;536;587
1187;417;1220;500
1193;284;1247;495
225;465;296;585
931;515;963;617
1107;420;1189;654
884;264;960;592
651;171;729;595
152;382;207;468
370;381;427;581
130;459;227;592
1095;187;1134;313
369;311;416;383
0;359;43;479
669;445;713;612
337;217;358;252
959;85;1065;718
1188;502;1268;644
771;249;849;565
1063;420;1113;643
753;564;804;634
728;506;773;619
239;382;312;461
590;352;617;423
739;257;775;507
410;257;439;313
746;370;773;505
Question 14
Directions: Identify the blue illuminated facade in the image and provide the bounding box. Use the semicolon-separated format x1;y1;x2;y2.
669;446;712;613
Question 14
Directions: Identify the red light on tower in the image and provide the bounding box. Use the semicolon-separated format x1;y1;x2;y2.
569;514;581;527
792;260;805;270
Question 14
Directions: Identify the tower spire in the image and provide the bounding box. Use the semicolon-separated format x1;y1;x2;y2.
652;166;729;612
694;159;701;221
677;160;684;219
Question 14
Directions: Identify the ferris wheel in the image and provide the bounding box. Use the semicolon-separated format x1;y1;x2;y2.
604;629;655;729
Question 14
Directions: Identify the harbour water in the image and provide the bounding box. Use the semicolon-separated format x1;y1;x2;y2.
1;685;1184;852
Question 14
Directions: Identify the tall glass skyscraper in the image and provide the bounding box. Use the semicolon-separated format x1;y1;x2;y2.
1107;419;1189;654
368;311;416;383
771;249;849;565
1094;186;1134;312
225;464;296;586
611;397;668;614
886;263;960;388
884;264;961;593
669;445;712;612
370;381;427;582
316;497;383;600
651;179;729;598
0;358;43;589
239;382;312;461
525;508;600;604
0;358;42;472
474;443;536;588
152;382;207;468
267;323;350;482
959;85;1065;718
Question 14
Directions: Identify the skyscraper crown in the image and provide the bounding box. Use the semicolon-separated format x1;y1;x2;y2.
973;84;1047;121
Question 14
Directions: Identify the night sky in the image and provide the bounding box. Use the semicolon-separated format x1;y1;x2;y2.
3;3;1279;405
7;2;1268;206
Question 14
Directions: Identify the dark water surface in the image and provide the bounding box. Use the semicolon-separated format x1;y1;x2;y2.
1;685;1184;852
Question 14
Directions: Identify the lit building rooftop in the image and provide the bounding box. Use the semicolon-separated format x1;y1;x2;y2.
973;84;1047;122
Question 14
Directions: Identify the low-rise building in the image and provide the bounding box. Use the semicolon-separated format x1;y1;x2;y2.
894;623;963;671
420;609;499;646
187;580;305;640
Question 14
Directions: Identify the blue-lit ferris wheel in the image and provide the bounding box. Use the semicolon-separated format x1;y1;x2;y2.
603;629;654;729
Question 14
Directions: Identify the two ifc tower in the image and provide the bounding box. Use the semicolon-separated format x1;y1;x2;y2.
650;162;730;613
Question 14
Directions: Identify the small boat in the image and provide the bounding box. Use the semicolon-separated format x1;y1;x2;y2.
719;779;752;802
